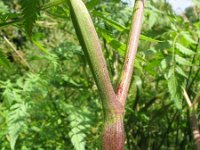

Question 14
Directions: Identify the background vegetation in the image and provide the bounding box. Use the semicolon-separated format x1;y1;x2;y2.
0;0;200;149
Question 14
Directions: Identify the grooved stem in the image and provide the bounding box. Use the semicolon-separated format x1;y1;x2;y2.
116;0;146;106
103;115;124;150
68;0;145;149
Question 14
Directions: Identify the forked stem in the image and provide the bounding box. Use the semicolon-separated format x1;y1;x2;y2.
68;0;146;149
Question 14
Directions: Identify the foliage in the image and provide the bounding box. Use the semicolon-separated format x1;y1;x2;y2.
21;0;45;36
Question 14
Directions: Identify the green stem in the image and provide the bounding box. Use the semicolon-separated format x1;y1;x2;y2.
116;0;146;106
103;115;124;150
68;0;122;115
68;0;145;149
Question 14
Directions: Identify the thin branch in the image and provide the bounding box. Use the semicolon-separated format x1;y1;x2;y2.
192;90;200;109
3;36;34;72
183;88;200;110
116;0;146;106
183;89;192;108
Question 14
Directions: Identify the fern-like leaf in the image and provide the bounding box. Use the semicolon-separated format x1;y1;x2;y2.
8;102;28;150
2;74;46;150
1;81;28;150
0;48;10;68
21;0;44;36
61;102;92;150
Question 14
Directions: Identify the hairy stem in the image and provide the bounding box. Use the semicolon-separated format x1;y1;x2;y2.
68;0;123;115
103;117;124;150
68;0;145;149
3;36;34;72
116;0;146;106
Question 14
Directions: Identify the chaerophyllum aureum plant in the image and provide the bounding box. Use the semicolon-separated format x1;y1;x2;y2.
68;0;146;149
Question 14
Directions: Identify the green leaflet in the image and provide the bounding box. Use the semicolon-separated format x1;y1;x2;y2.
8;102;28;150
93;11;126;32
175;66;188;78
1;81;27;150
62;103;89;150
32;39;50;55
68;107;86;150
176;43;196;55
181;32;197;44
0;48;10;69
1;74;48;150
93;11;162;42
148;11;158;29
140;35;162;43
97;27;126;56
167;71;182;109
0;0;65;29
86;0;101;10
21;0;42;36
40;0;65;10
0;1;8;14
175;55;192;66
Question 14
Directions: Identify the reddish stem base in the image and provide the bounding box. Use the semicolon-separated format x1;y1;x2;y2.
103;117;124;150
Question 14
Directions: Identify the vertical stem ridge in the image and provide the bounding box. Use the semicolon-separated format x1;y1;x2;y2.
68;0;120;113
116;0;146;106
68;1;146;149
103;115;124;150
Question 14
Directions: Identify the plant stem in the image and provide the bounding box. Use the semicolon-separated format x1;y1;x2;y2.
103;115;124;150
183;89;200;149
3;36;34;72
116;0;146;106
68;0;145;149
68;0;121;115
190;112;200;149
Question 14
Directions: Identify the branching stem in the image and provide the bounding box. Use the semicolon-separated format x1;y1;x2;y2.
68;0;146;149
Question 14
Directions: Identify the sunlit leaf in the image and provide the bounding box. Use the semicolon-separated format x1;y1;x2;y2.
175;66;187;78
175;55;192;66
0;48;10;69
176;43;195;55
181;32;197;44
